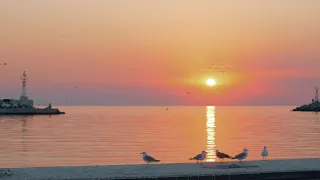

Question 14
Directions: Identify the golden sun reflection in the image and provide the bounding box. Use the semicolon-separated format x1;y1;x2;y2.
206;106;216;162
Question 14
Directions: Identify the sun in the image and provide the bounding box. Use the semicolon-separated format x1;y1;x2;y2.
206;78;216;87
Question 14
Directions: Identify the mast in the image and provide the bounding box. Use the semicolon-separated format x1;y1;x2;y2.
20;71;28;100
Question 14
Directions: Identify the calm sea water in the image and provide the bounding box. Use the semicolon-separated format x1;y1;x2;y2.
0;106;319;168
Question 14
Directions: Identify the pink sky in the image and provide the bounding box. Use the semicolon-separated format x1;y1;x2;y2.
1;0;320;105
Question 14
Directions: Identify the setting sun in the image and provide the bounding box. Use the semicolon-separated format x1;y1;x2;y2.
206;79;216;87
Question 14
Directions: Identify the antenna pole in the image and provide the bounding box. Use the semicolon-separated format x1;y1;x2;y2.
315;87;319;102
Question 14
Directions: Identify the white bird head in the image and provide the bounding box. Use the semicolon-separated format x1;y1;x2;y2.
140;152;147;155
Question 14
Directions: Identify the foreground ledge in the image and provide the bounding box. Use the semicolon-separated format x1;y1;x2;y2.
1;158;320;180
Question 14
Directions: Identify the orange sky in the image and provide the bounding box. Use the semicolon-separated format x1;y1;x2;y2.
1;0;320;105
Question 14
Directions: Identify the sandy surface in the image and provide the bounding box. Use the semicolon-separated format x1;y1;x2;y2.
1;158;320;180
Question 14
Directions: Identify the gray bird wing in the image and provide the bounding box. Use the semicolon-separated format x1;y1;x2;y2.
233;152;245;159
261;150;268;156
193;154;202;160
145;155;157;162
220;152;232;158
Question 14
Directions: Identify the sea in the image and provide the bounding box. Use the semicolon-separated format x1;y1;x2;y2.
0;106;319;168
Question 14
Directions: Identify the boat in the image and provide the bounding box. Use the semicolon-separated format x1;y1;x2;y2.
0;71;65;115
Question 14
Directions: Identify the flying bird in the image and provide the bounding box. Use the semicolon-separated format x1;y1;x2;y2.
232;148;249;163
189;151;207;164
261;146;268;160
140;152;160;164
216;150;232;162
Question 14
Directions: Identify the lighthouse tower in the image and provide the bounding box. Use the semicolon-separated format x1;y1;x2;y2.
18;71;34;107
20;71;28;100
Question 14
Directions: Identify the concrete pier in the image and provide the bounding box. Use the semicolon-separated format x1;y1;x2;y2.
1;158;320;180
0;108;65;115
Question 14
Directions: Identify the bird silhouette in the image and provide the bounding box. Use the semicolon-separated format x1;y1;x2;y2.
232;148;249;163
261;146;268;160
216;150;232;162
140;152;160;164
189;151;207;164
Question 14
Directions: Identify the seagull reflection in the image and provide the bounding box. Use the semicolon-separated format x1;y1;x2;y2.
206;106;216;162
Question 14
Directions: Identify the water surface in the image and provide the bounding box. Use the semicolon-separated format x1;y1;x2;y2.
0;106;319;168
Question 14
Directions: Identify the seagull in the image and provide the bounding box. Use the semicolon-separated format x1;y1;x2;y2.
232;148;248;163
140;152;160;164
189;151;207;164
261;146;268;160
216;150;232;162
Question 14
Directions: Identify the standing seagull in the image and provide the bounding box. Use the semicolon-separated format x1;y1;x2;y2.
261;146;268;160
216;150;232;162
232;148;249;163
140;152;160;164
189;151;207;164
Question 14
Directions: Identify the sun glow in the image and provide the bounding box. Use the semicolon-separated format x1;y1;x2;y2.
206;78;216;87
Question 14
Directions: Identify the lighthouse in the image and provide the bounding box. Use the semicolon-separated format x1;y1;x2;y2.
0;71;64;114
20;71;28;100
18;71;33;107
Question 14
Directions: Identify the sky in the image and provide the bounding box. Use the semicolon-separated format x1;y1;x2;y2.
0;0;320;105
